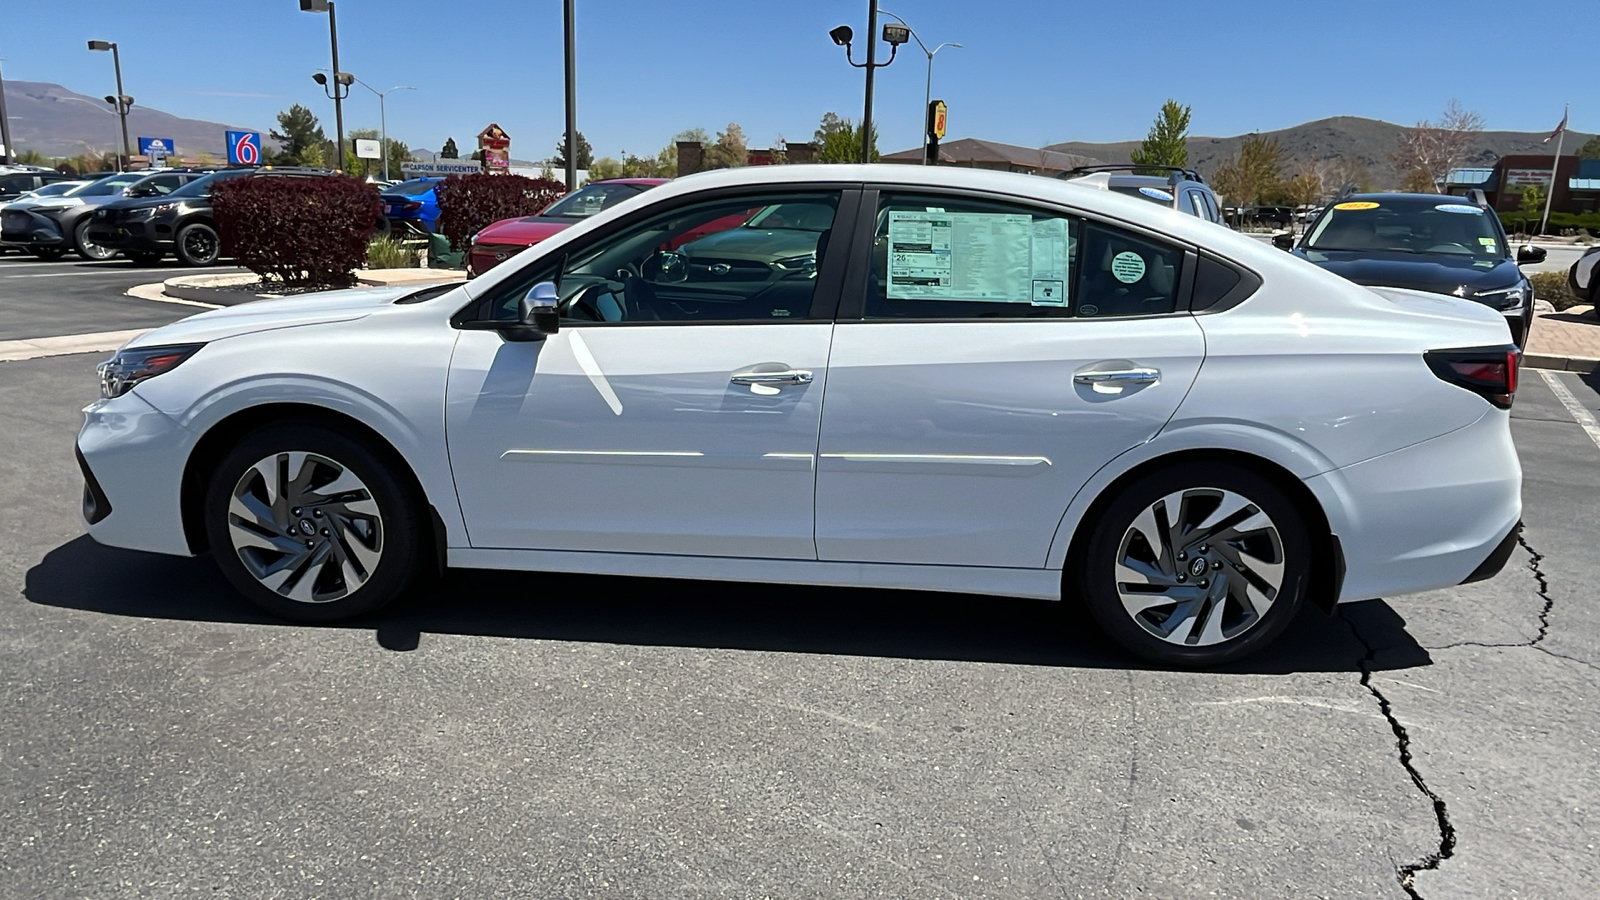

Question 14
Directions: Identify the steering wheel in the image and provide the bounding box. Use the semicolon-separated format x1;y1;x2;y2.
642;250;688;283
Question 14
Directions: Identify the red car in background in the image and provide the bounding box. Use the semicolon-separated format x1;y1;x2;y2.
468;178;666;276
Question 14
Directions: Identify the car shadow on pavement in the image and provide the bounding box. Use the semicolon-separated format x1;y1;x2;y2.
25;536;1430;675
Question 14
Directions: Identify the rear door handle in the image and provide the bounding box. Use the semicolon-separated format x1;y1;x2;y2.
1073;362;1161;387
731;366;813;386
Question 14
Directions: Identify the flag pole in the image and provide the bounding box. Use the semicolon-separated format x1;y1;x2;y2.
1538;103;1567;237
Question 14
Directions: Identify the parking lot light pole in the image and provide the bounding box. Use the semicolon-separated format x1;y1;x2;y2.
876;9;960;166
828;4;904;163
350;77;415;181
0;59;14;165
563;0;577;191
300;0;346;168
86;41;132;169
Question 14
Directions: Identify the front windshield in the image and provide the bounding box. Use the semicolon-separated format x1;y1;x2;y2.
169;169;250;198
743;201;835;231
29;182;84;198
542;181;648;218
1306;199;1506;259
67;172;145;198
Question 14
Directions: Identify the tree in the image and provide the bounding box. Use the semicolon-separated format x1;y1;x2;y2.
1284;160;1329;209
270;104;329;166
655;127;710;175
586;157;623;182
1577;135;1600;160
1129;99;1191;169
1515;184;1546;235
553;131;593;170
705;122;748;169
13;148;49;167
440;137;459;159
1210;134;1284;207
814;113;877;163
1392;99;1485;193
619;151;663;177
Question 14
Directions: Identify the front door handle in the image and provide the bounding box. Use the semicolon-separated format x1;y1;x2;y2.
731;366;814;386
1073;362;1161;387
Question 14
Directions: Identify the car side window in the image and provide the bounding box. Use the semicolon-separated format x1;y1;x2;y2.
145;175;184;195
482;190;841;325
866;194;1079;319
865;194;1185;320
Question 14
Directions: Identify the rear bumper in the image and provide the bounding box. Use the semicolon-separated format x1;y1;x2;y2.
1306;408;1522;603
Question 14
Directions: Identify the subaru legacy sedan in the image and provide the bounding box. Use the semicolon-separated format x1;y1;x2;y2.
77;165;1522;666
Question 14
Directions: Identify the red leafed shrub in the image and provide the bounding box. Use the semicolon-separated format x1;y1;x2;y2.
213;174;381;286
435;173;566;250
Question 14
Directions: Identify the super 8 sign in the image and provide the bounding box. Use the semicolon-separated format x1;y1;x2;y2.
226;131;262;166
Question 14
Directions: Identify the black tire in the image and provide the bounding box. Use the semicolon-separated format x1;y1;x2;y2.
203;422;430;622
127;251;164;266
1076;462;1311;667
174;222;220;266
74;219;116;260
30;247;67;261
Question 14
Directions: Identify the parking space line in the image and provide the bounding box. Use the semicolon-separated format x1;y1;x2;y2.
0;329;146;363
1537;369;1600;452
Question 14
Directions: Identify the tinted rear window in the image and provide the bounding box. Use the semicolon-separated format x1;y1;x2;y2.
384;179;439;196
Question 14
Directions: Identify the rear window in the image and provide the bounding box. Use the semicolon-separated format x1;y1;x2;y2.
541;182;649;218
384;179;439;196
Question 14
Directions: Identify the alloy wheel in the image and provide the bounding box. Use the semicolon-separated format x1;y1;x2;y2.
1114;487;1286;646
183;227;219;263
226;451;384;603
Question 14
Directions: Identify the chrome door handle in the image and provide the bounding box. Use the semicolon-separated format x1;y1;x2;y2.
1073;365;1161;387
731;367;813;386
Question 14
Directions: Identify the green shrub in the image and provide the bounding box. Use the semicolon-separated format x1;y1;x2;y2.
1498;210;1600;237
366;236;419;269
213;174;380;286
1529;270;1581;310
434;173;566;251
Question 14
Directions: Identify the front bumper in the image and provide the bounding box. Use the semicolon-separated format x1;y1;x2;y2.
86;213;177;253
77;390;197;557
1306;408;1522;603
0;208;66;247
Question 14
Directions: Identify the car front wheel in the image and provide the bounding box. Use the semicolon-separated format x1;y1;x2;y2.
1078;462;1310;667
203;423;430;622
174;223;220;266
74;220;116;260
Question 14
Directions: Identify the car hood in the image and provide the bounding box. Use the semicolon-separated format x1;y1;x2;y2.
1296;248;1522;295
681;226;820;260
98;194;186;213
474;215;574;246
124;284;422;349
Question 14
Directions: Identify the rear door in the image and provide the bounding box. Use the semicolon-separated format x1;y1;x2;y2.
814;190;1206;568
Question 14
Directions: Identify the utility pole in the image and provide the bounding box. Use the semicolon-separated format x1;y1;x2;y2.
0;59;13;164
328;2;345;167
861;2;877;164
563;0;577;191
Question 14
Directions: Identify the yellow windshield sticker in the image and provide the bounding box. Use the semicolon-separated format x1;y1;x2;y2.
1333;201;1380;211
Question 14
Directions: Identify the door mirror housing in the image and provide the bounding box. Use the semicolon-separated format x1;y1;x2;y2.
1271;231;1296;250
1517;244;1547;265
502;281;560;341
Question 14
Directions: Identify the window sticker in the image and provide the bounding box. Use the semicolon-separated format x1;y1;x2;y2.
1111;251;1146;284
887;210;1034;302
1029;218;1071;306
1478;237;1498;248
1333;201;1379;211
1436;203;1484;215
1139;187;1174;202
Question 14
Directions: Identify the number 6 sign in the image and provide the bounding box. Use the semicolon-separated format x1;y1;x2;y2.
226;131;261;166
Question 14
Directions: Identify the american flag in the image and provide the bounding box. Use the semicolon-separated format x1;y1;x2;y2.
1543;108;1568;143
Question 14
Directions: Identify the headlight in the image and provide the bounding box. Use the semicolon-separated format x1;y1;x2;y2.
1473;284;1528;310
97;343;204;399
126;204;174;220
773;253;817;270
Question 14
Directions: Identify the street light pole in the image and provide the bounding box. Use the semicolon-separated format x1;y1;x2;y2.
87;41;132;168
877;10;960;166
828;8;903;164
350;77;416;181
563;0;577;191
0;59;14;165
300;1;347;167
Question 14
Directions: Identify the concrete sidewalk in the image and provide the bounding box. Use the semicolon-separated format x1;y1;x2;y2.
1526;304;1599;372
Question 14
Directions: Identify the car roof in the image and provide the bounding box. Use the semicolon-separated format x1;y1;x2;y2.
1343;192;1486;204
591;178;669;186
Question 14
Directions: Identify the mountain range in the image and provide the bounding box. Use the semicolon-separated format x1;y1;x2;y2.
1046;116;1596;187
1;80;259;158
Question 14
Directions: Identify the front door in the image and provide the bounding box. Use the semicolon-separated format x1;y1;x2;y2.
446;187;851;559
815;191;1206;568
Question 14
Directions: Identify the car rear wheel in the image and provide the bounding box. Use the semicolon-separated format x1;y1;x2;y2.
1078;462;1310;667
203;423;430;622
74;219;116;260
30;247;67;261
174;223;220;266
127;251;164;266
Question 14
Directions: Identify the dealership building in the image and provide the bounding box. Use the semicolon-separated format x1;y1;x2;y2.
1447;155;1600;214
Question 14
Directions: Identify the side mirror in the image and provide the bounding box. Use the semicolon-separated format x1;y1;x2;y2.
1517;245;1547;265
503;281;560;341
1271;231;1296;250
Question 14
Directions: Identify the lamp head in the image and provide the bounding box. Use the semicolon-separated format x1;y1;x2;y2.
829;25;853;46
103;95;116;105
87;40;113;52
882;23;910;46
311;72;328;85
335;72;354;86
299;0;330;11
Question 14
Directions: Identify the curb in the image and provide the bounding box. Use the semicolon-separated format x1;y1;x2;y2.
1524;354;1599;374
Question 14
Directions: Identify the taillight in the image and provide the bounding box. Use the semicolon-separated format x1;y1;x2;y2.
1424;345;1520;409
403;201;422;212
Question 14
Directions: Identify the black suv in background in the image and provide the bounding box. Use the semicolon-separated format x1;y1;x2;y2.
88;166;333;266
1;169;213;260
1058;165;1225;224
1277;191;1543;344
0;168;81;202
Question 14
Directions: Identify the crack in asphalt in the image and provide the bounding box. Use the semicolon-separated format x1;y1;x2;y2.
1433;528;1554;652
1341;610;1455;899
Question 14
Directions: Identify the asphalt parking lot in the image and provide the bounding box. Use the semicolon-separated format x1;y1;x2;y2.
2;263;1597;899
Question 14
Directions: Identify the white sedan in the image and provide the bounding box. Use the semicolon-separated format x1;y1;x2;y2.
77;165;1523;666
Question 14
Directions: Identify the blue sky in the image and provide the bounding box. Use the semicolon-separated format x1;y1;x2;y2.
2;0;1592;160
